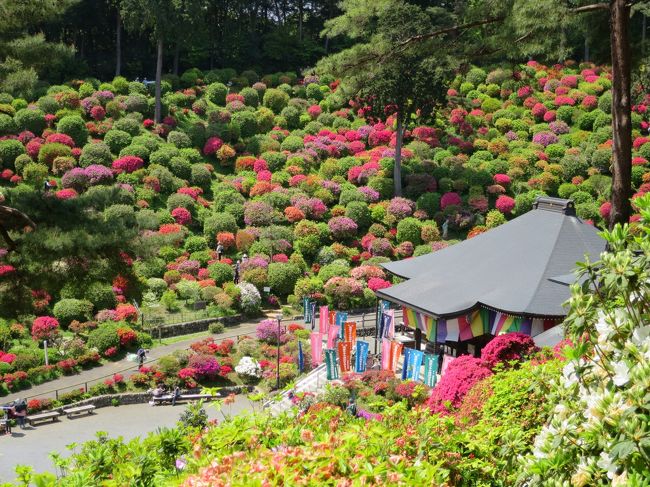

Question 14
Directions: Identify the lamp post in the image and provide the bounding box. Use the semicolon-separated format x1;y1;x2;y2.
276;315;281;390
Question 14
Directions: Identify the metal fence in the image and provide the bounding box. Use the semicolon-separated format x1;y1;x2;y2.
12;310;402;403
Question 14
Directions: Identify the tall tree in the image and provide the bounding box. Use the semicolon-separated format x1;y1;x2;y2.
318;0;455;196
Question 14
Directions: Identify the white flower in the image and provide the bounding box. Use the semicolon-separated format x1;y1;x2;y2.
595;314;613;338
563;362;579;387
631;325;650;346
235;356;262;378
612;361;630;386
596;451;617;480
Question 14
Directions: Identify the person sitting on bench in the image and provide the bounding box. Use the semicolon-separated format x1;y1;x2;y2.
171;385;181;406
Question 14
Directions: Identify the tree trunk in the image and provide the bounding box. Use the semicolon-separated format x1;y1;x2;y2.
394;115;403;197
173;43;180;76
116;10;122;77
609;0;632;228
298;0;304;42
643;14;647;55
155;37;163;124
584;37;589;62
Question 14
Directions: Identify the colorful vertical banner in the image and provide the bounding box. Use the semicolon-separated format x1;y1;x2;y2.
329;310;336;327
310;302;317;330
441;354;454;376
355;341;369;373
381;339;391;370
327;325;339;349
319;305;329;334
337;341;352;373
298;341;304;373
344;322;357;345
303;297;310;324
410;349;424;381
325;349;339;380
401;348;412;380
389;341;403;372
310;332;323;365
380;310;395;339
336;312;348;340
423;353;439;387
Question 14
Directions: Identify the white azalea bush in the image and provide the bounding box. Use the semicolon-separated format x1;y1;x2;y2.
520;194;650;486
234;356;262;382
236;281;261;315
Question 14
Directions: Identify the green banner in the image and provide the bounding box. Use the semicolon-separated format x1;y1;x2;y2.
325;349;339;380
423;353;439;387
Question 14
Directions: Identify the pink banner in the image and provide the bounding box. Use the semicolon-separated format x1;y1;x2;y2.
319;305;329;334
310;332;323;365
381;339;391;370
328;325;339;349
441;354;455;377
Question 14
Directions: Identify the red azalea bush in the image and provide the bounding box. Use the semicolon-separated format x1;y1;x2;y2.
31;316;61;342
57;358;78;374
480;332;540;368
428;355;493;414
117;327;138;347
112;155;144;173
104;346;118;358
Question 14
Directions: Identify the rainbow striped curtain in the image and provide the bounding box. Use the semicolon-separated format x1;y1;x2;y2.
403;306;558;343
402;307;436;341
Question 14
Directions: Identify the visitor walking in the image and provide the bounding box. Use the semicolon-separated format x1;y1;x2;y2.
241;253;248;263
1;405;13;435
13;399;27;429
136;348;147;369
171;385;181;406
234;260;240;284
216;241;224;261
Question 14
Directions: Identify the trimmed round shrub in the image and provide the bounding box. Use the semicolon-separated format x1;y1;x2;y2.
0;139;25;170
240;87;259;106
87;323;121;353
167;130;192;148
267;263;302;297
0;114;17;135
345;201;371;229
14;108;45;133
104;129;132;154
480;332;539;368
53;298;94;327
204;212;238;244
113;117;141;136
22;162;49;187
263;88;290;114
207;262;235;285
206;83;228;105
396;217;423;245
84;282;117;310
56;115;88;146
38;143;71;167
79;142;113;167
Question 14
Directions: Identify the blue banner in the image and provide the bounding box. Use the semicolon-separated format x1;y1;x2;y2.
336;312;347;340
355;341;369;373
381;313;393;339
401;347;412;380
410;349;424;381
298;341;304;373
423;353;439;387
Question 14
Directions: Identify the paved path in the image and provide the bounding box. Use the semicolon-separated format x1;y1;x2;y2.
0;396;257;483
4;319;269;403
5;312;379;403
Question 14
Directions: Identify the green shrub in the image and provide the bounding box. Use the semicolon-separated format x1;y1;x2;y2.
207;262;235;286
209;322;225;334
14;108;45;133
53;298;94;327
0;114;17;135
203;213;238;243
206;82;228;105
345;201;371;230
0;139;25;170
79;142;112;167
240;87;259;106
87;323;121;353
167;130;192;148
56;115;89;146
263;88;289;114
396;217;423;245
22;162;49;187
84;282;116;310
267;263;302;297
38;142;71;167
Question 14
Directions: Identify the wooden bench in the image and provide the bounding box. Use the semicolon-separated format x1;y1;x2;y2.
151;393;216;405
63;404;96;419
27;410;61;426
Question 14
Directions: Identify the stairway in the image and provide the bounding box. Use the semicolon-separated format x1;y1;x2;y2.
263;363;328;416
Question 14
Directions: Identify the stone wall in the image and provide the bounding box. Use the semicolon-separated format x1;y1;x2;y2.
44;385;255;412
148;315;242;339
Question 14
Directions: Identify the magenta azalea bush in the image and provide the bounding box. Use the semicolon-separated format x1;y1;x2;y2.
427;355;492;414
480;332;539;368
